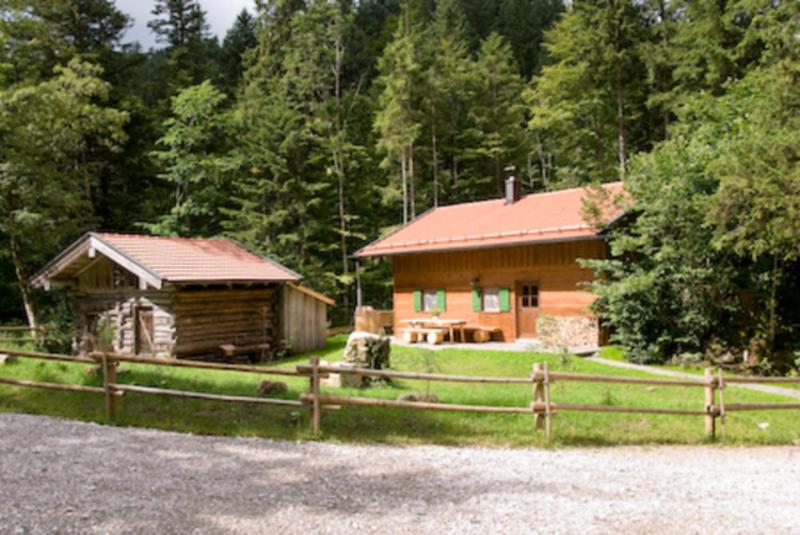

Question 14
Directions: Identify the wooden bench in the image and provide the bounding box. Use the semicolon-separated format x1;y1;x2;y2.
464;326;501;343
400;327;448;345
220;343;270;362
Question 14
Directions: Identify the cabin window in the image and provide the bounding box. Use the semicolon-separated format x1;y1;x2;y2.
521;284;539;308
422;290;438;311
414;289;446;313
473;287;511;313
482;288;500;312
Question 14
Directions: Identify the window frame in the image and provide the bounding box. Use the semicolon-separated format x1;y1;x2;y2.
422;289;439;312
521;284;539;309
481;287;501;313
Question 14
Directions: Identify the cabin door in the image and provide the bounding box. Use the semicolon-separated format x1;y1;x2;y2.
135;307;155;355
516;283;540;339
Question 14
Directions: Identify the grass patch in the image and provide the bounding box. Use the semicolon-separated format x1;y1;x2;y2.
1;336;799;447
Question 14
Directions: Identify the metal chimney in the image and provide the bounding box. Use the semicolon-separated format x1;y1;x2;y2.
504;165;521;204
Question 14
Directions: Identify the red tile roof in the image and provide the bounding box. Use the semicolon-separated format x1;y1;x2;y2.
94;233;301;283
355;182;625;257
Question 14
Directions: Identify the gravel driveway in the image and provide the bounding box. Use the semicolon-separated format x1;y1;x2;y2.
1;414;798;534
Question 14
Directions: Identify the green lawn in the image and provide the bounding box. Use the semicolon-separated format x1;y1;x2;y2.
599;345;800;391
1;336;798;447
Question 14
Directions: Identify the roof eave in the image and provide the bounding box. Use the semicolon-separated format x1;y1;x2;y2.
29;232;165;290
356;233;606;258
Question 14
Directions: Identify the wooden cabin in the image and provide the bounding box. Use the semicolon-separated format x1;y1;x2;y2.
30;233;333;360
354;179;625;347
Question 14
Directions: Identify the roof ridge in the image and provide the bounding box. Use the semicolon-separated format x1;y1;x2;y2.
95;231;230;242
421;181;623;212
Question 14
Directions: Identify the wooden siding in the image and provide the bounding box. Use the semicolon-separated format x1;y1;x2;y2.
392;239;605;342
173;287;278;359
281;284;328;353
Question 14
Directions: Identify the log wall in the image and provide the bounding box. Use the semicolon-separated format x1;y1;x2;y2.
172;286;279;359
72;291;174;357
392;239;606;343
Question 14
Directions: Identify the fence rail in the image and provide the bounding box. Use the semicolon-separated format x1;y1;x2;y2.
300;359;800;441
0;348;308;420
1;345;800;442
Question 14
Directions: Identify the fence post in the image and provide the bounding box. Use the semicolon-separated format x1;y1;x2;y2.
717;368;726;440
543;362;553;443
532;363;544;429
704;367;716;439
101;352;117;421
310;356;321;436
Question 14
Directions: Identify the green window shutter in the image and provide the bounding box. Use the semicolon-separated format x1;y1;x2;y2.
437;289;446;312
471;287;482;312
499;287;511;312
413;289;422;312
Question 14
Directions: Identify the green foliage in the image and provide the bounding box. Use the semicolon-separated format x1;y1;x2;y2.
219;9;257;96
146;80;235;237
527;0;653;186
0;58;128;325
462;33;527;197
1;0;797;356
587;59;800;365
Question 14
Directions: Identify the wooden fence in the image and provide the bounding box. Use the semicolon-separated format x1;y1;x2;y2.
1;346;800;442
0;348;305;421
297;358;800;441
0;326;49;345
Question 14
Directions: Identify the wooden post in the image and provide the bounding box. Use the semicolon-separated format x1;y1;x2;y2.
704;367;716;439
101;352;117;421
532;363;544;429
543;362;553;443
310;356;321;436
355;260;362;309
717;368;726;440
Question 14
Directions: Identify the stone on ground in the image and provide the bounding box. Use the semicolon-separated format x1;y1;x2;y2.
343;331;390;369
256;380;288;396
397;392;439;403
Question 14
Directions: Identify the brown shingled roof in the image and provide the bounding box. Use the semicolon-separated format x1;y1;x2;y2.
30;232;301;289
95;233;301;283
355;182;625;257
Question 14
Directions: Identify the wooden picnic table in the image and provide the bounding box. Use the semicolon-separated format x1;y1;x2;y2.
401;318;467;344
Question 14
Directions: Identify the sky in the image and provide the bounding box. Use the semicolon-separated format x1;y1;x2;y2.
116;0;256;50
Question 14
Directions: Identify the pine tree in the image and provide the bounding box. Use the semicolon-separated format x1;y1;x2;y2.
464;33;527;197
147;81;235;237
495;0;564;79
374;5;423;223
422;0;474;206
219;9;257;96
149;0;208;48
526;0;653;186
148;0;215;89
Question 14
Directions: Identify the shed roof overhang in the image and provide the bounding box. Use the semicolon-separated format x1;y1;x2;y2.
29;233;164;290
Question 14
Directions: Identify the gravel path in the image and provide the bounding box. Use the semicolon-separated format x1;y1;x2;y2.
587;356;800;400
1;414;799;534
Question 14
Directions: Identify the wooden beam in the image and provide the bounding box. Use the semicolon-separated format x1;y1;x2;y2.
89;235;163;290
113;383;302;407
